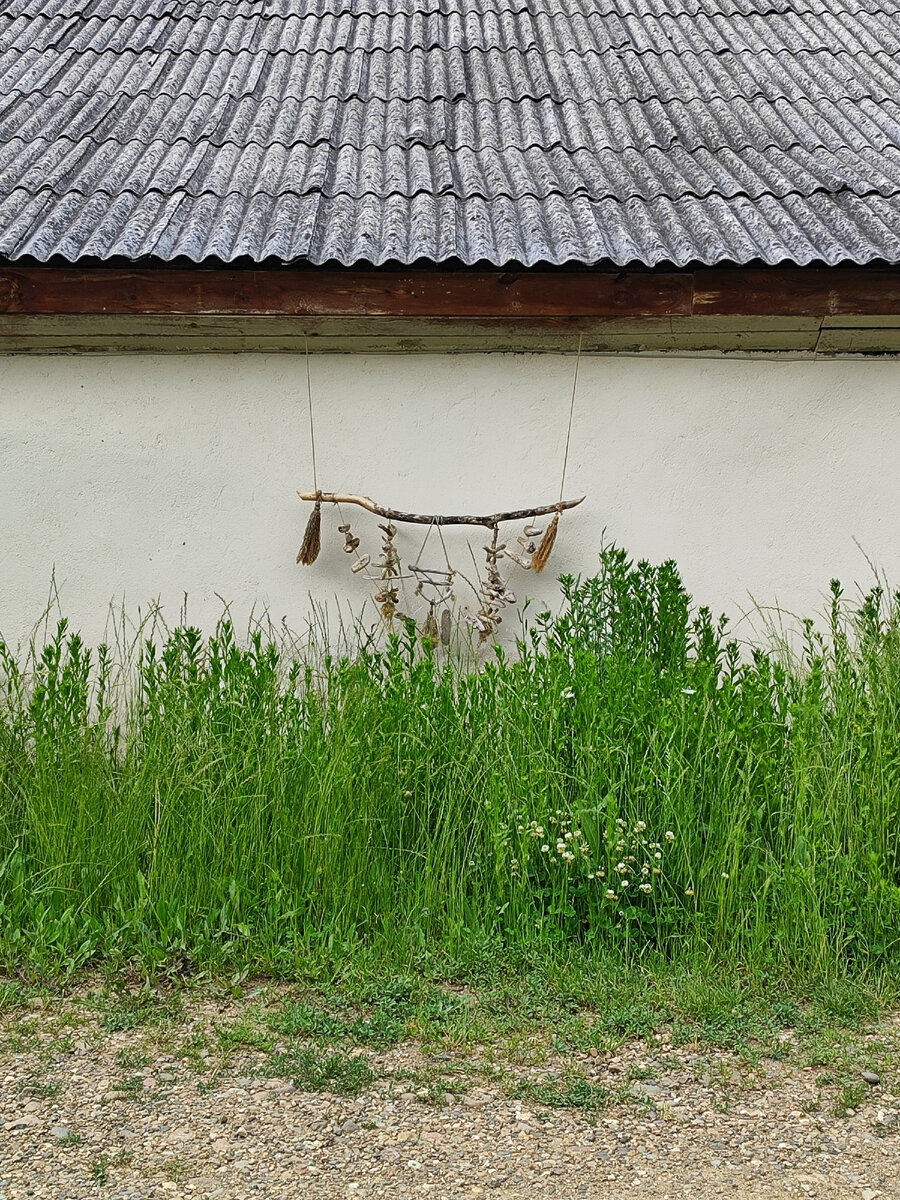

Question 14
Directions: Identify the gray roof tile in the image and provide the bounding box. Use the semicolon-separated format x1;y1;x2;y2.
0;0;898;265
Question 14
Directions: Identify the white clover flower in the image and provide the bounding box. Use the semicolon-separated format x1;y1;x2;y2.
641;865;650;877
655;851;662;860
652;867;661;875
639;883;652;893
616;862;627;874
517;825;525;834
620;878;630;888
721;873;730;880
564;831;573;842
562;688;575;700
595;869;606;879
634;821;647;833
605;889;617;900
541;844;550;853
685;887;694;897
665;831;675;842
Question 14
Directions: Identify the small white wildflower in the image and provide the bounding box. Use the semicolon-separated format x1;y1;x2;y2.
616;862;627;874
563;851;575;863
721;872;730;880
565;831;573;842
665;831;675;842
620;878;630;888
652;867;661;875
595;869;606;879
540;844;550;853
641;865;650;877
634;821;647;833
685;887;694;897
562;688;575;700
605;889;617;900
654;851;662;860
535;826;545;837
639;883;652;893
517;825;524;834
681;687;697;695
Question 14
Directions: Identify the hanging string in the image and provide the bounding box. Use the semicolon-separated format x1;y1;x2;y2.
414;518;436;566
532;332;583;573
559;331;583;503
297;336;323;565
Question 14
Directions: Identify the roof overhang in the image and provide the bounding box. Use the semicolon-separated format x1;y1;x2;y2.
2;263;900;354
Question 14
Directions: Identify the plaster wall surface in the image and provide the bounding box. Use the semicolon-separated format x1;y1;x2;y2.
1;352;898;650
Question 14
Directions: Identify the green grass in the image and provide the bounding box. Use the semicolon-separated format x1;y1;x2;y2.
266;1046;375;1094
1;544;900;997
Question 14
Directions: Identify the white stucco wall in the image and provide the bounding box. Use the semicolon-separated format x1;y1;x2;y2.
2;351;899;650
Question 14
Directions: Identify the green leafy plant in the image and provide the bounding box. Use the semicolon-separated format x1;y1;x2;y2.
1;546;900;985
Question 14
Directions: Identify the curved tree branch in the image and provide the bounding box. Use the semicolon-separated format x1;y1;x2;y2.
297;491;585;528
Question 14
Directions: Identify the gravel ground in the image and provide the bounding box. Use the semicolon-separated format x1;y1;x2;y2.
1;987;899;1200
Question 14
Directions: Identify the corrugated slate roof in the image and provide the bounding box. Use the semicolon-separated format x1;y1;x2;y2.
0;0;899;265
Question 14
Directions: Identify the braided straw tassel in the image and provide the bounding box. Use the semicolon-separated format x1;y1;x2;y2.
530;507;560;573
297;493;322;565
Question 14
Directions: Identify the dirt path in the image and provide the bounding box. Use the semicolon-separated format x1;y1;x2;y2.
1;986;898;1199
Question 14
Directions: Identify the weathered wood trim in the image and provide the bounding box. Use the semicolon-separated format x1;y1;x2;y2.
692;269;900;316
0;312;835;353
0;264;898;320
0;268;693;318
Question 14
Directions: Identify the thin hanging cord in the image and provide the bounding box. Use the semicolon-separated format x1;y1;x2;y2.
436;522;453;573
304;335;318;493
296;336;324;565
414;519;436;567
531;332;583;573
558;332;583;503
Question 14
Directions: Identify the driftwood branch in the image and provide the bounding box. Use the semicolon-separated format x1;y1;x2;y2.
297;491;584;528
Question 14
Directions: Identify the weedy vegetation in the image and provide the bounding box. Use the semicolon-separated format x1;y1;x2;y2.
1;545;900;1020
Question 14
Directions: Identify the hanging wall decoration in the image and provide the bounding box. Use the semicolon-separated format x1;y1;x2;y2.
295;336;585;643
296;490;585;641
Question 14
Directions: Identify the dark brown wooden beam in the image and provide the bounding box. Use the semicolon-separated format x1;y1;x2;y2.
0;267;692;318
693;268;900;316
0;265;899;319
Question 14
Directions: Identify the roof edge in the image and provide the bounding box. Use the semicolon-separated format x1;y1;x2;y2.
2;263;900;319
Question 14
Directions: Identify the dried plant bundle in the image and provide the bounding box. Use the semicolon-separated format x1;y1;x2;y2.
296;497;322;565
530;510;560;573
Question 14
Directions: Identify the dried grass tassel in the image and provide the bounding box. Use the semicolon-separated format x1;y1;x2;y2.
530;509;560;573
297;496;322;565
